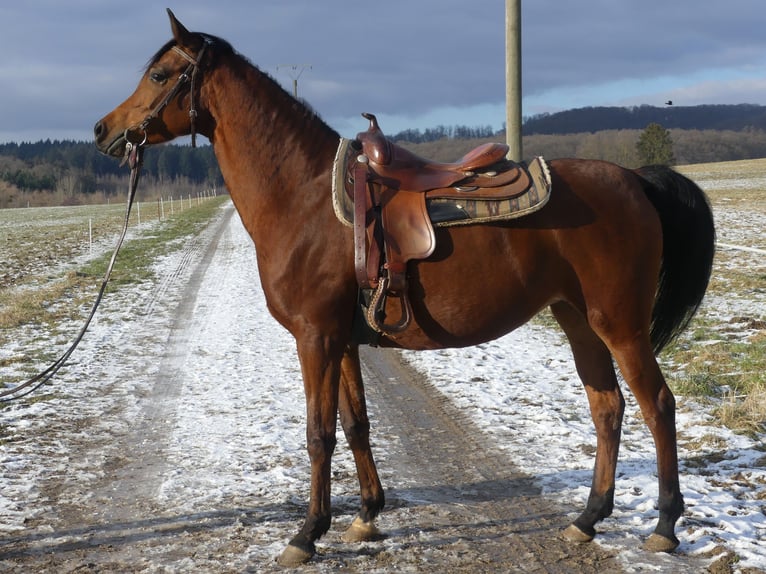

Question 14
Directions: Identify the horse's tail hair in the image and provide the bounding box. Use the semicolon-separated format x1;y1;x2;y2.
635;165;716;354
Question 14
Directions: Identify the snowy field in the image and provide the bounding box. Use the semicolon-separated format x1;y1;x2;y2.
0;199;764;572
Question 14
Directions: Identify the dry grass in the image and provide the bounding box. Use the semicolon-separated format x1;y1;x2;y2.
677;158;766;208
0;273;86;331
664;160;766;433
0;196;229;354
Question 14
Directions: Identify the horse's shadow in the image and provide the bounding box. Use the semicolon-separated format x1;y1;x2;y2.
0;475;561;560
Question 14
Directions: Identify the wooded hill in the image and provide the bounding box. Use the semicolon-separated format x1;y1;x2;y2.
2;104;766;208
391;104;766;168
520;103;766;135
0;141;222;208
398;127;766;168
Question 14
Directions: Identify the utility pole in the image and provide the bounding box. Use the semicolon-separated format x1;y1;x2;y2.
277;64;312;99
505;0;522;161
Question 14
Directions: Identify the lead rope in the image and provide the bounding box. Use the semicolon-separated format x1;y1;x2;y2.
0;142;145;402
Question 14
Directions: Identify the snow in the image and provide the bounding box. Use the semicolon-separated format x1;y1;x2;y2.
1;203;764;572
401;332;766;569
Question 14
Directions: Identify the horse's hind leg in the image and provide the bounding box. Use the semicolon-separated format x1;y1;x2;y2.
609;339;683;552
551;302;625;543
338;345;385;542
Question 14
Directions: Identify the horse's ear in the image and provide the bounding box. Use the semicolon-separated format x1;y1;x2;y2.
167;8;194;46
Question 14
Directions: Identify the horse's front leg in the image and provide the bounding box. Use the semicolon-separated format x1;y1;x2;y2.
338;345;385;542
278;336;343;567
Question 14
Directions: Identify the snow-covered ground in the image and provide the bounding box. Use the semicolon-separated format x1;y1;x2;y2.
0;202;764;572
402;329;766;570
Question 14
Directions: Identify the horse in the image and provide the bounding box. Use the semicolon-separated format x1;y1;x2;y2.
94;10;715;566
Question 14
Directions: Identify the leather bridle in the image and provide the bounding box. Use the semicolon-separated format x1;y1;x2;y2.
125;39;211;150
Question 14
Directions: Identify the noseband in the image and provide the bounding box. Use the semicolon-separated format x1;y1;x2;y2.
126;39;211;149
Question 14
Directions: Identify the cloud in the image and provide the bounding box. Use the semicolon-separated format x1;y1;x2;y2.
2;1;766;142
658;77;766;107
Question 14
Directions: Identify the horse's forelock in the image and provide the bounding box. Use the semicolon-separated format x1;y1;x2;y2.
144;39;175;71
143;33;236;72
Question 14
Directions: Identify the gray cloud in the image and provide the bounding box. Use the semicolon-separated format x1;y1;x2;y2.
1;0;765;142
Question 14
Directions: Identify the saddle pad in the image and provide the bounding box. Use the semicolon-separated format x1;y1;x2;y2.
331;137;552;228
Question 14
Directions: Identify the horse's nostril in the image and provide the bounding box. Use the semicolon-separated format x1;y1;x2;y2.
94;120;104;140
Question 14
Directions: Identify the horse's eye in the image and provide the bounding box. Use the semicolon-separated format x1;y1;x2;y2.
149;70;168;84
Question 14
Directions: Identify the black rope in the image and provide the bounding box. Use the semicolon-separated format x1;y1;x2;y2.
0;144;144;402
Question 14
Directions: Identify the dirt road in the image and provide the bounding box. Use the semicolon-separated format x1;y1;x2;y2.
0;206;706;572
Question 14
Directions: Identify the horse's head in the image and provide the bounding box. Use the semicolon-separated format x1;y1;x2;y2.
94;9;212;157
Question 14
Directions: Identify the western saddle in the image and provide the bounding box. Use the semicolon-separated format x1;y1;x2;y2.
334;113;551;338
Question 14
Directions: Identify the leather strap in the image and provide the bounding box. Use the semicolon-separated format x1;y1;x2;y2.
353;156;374;289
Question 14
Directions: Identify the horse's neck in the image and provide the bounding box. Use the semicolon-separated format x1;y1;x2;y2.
204;60;338;243
200;59;349;324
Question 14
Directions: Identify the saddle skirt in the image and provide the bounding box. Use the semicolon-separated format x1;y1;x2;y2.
331;115;552;337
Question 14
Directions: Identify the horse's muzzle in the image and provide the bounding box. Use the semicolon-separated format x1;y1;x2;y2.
94;120;127;157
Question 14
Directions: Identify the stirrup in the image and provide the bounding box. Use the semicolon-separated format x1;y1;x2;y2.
366;276;412;334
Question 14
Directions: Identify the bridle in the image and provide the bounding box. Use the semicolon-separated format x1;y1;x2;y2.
125;39;211;150
0;41;211;402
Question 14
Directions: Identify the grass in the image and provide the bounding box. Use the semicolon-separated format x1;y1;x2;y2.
670;160;766;433
0;195;229;347
0;273;86;331
77;196;229;284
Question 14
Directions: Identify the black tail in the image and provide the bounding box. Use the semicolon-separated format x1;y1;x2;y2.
635;165;716;354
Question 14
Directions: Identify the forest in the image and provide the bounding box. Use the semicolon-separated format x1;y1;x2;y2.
2;104;766;208
0;141;222;208
519;103;766;134
390;104;766;167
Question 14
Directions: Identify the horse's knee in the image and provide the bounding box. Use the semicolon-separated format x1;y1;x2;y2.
340;418;370;447
307;434;336;460
657;385;676;418
592;389;624;434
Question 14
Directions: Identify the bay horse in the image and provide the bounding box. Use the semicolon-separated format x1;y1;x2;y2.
94;10;715;566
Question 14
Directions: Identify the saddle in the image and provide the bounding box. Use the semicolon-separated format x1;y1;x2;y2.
332;113;551;337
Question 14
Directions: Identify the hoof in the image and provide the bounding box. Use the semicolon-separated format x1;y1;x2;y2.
341;516;384;543
277;543;314;567
644;532;679;553
562;524;595;543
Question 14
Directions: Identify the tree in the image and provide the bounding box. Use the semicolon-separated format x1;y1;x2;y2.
637;123;676;165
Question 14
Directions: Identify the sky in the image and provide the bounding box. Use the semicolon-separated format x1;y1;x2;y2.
1;1;766;143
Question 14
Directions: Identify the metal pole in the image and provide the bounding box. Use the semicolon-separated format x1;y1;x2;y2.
277;64;312;99
506;0;522;161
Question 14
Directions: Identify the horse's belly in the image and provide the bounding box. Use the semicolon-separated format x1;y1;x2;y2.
381;238;551;350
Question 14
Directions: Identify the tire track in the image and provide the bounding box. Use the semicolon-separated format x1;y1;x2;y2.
141;205;235;317
93;204;237;523
358;346;622;573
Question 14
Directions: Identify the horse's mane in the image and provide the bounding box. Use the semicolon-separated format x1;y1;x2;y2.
145;33;335;137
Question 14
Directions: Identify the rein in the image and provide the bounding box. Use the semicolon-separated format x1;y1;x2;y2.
0;42;208;402
0;142;145;403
